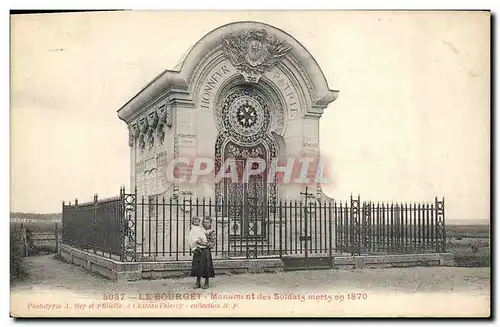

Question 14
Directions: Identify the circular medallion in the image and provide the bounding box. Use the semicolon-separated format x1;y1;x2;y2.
229;96;264;136
220;87;271;143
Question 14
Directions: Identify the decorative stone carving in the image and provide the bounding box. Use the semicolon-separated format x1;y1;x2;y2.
128;123;140;147
219;86;271;146
138;134;145;151
147;128;155;148
157;123;165;145
157;104;167;123
222;29;292;83
158;103;173;128
128;125;134;147
226;143;264;158
148;110;159;129
139;116;149;133
131;123;140;138
229;96;265;136
166;105;173;128
217;78;285;138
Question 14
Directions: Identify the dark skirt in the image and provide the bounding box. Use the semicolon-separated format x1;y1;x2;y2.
190;247;215;278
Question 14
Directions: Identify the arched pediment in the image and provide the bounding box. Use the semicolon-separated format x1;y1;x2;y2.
118;21;338;123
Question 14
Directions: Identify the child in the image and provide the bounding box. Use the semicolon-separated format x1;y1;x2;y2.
189;216;215;289
201;216;216;288
204;217;216;248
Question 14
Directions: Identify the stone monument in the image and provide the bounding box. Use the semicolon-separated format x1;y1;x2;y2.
118;21;338;211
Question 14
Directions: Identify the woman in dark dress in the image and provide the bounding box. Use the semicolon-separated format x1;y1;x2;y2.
189;216;215;289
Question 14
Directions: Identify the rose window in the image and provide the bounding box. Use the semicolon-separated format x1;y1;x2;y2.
228;95;266;136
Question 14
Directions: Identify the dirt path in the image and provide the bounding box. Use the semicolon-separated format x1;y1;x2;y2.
10;255;490;318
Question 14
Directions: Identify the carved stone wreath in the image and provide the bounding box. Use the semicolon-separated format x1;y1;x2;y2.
222;28;292;83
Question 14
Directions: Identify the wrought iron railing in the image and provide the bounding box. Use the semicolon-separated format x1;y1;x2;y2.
61;187;446;263
62;191;124;260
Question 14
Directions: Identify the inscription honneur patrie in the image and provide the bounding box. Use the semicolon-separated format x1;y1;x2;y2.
272;69;299;117
200;64;232;109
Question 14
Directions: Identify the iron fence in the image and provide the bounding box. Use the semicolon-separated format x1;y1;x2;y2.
62;192;124;260
61;187;446;263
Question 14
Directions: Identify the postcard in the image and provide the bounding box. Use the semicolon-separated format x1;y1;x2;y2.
10;10;490;318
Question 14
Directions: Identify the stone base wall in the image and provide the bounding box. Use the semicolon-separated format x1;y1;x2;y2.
58;243;454;282
58;243;283;282
58;244;142;282
332;253;454;269
141;259;284;279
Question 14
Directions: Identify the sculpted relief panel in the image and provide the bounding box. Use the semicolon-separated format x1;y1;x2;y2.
130;101;173;197
135;150;169;196
194;28;306;130
222;28;292;83
129;102;171;149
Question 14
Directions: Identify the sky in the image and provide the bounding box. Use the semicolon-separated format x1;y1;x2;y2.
10;11;490;222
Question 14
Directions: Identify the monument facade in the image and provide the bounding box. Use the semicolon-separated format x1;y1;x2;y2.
118;21;338;211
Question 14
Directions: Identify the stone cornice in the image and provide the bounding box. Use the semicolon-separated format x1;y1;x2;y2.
314;90;340;109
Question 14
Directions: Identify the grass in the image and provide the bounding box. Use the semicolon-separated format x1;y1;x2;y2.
10;229;27;281
10;222;59;260
10;221;60;233
446;225;490;239
445;224;490;267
